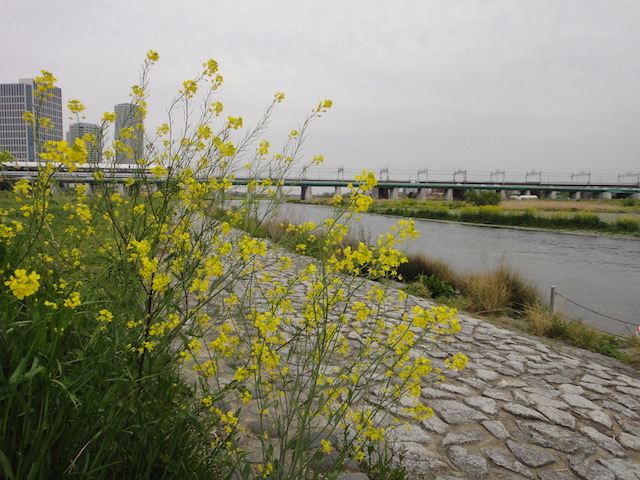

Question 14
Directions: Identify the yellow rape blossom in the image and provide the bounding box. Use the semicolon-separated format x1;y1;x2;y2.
5;269;40;300
63;292;81;309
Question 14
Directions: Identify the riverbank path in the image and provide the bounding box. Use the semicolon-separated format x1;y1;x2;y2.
193;246;640;480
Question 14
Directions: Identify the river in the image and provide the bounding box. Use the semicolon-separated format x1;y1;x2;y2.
271;202;640;336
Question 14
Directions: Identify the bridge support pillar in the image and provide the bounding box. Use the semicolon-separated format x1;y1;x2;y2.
570;191;581;200
389;187;399;200
596;191;612;200
630;192;640;200
546;191;557;199
301;186;313;201
417;188;428;201
140;184;157;196
499;190;506;200
333;186;342;198
444;188;454;201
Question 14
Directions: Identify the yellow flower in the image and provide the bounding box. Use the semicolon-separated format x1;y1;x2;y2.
203;59;219;76
101;112;116;123
63;292;81;309
320;439;332;454
210;101;223;116
233;366;249;382
182;80;198;98
257;140;270;156
316;99;333;112
5;269;40;300
67;99;85;114
152;272;171;292
227;116;243;129
146;50;160;62
445;353;468;371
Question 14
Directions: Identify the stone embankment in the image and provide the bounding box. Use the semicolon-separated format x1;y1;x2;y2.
196;248;640;480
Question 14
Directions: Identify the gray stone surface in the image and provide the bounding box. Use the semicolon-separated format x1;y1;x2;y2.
448;446;489;478
442;429;487;446
482;447;535;479
597;458;640;480
568;455;615;480
430;400;488;425
506;440;557;468
188;246;640;479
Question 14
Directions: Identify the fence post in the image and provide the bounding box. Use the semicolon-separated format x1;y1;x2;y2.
550;286;556;312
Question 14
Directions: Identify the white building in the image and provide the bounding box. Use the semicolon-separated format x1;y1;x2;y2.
0;79;63;163
67;122;103;164
114;103;144;164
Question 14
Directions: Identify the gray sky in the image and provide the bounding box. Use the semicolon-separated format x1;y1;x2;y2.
3;0;639;179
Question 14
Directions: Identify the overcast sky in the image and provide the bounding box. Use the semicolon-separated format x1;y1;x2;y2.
3;0;639;179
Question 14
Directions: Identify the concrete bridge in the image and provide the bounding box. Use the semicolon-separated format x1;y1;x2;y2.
227;178;640;202
2;166;639;201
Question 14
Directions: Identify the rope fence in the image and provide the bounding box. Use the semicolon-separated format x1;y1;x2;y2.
549;286;639;337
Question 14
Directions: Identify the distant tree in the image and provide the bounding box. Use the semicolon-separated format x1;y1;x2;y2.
464;189;501;206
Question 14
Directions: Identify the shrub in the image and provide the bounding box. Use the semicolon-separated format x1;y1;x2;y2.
464;189;501;206
418;274;456;298
396;253;459;286
614;216;640;233
572;211;604;229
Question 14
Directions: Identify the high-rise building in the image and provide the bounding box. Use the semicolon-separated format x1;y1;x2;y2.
67;122;103;164
0;78;63;163
114;103;144;164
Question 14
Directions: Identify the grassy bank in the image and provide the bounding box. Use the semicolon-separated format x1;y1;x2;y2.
369;202;640;236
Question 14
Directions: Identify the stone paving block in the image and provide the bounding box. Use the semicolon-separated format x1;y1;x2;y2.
482;447;535;479
430;400;488;425
579;425;626;457
536;405;576;429
481;420;510;441
442;429;487;446
448;446;489;479
506;440;557;468
568;455;615;480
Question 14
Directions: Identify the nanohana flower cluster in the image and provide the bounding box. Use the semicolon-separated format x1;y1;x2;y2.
0;52;467;479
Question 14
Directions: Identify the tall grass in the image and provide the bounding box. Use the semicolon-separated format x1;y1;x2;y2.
522;305;640;365
398;255;540;317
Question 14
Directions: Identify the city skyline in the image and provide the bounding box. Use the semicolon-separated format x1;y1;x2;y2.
0;77;143;165
0;78;63;163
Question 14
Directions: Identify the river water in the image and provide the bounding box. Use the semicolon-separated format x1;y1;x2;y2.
272;203;640;336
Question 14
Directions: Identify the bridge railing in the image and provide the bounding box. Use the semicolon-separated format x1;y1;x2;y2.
290;168;640;186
